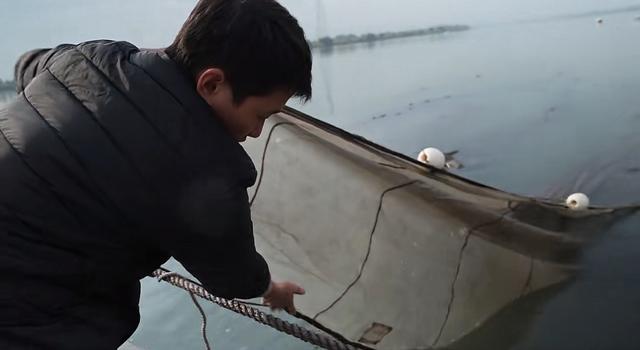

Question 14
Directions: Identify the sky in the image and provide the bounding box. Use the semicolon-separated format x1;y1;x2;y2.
1;0;639;79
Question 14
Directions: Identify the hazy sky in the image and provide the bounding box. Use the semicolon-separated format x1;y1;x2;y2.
1;0;639;79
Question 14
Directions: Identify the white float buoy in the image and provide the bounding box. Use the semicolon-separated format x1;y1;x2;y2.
566;193;590;210
417;147;446;169
596;17;603;24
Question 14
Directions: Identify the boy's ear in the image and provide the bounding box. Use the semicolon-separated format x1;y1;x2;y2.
196;68;226;100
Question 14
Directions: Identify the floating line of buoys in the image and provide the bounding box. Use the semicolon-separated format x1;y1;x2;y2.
417;146;592;210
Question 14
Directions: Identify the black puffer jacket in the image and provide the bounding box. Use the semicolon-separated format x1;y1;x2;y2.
0;40;270;349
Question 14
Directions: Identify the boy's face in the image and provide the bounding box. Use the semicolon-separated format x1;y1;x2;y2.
196;68;292;142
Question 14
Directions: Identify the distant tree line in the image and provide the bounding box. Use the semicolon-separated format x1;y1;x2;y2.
1;24;472;90
309;25;470;49
0;79;16;92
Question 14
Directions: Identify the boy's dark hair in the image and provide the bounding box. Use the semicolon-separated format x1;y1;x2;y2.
166;0;312;104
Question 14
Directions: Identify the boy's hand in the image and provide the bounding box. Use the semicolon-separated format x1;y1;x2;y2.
262;280;305;314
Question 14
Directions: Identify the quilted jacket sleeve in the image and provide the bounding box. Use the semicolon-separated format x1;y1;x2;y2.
14;45;73;93
168;175;272;300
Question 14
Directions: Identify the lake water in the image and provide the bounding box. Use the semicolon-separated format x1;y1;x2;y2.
1;9;640;350
290;12;640;204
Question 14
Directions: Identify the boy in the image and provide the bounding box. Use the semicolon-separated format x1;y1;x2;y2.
0;0;311;348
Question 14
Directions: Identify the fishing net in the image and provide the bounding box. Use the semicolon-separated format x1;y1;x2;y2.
242;107;636;349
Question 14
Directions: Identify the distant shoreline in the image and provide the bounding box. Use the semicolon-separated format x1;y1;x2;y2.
0;26;471;86
308;25;470;49
0;79;16;92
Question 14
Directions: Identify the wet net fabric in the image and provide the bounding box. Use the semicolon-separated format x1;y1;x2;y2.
242;107;636;349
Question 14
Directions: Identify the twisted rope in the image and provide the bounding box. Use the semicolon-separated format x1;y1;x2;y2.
156;271;212;350
188;292;212;350
152;268;359;350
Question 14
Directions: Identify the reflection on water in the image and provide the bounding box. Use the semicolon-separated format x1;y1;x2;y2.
0;91;14;107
